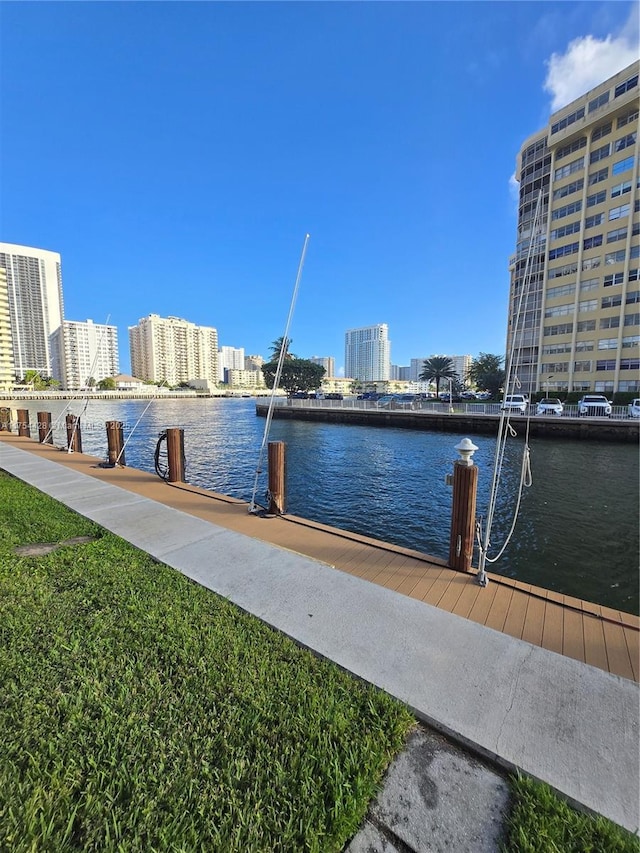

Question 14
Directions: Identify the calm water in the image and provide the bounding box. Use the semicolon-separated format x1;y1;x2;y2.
12;397;639;614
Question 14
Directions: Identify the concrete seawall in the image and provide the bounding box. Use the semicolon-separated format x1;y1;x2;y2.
256;403;640;442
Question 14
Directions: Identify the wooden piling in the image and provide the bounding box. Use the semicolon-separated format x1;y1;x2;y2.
37;411;53;444
448;461;478;572
0;407;11;431
65;414;82;453
17;409;31;437
267;441;286;515
106;421;125;466
166;428;185;483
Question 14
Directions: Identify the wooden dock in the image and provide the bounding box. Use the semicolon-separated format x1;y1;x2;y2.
2;432;638;683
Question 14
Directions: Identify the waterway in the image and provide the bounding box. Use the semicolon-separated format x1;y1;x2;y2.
7;397;639;615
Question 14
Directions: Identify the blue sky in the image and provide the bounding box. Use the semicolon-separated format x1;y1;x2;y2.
1;1;638;375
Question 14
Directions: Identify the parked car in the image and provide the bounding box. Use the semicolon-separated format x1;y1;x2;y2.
501;394;528;413
536;398;564;416
577;395;612;416
460;390;477;400
476;391;492;400
324;392;343;400
377;394;397;408
628;398;640;418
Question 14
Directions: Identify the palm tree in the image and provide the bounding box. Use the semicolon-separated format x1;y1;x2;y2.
269;337;296;362
419;356;457;397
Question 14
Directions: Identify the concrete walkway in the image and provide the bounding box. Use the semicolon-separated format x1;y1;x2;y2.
1;441;638;838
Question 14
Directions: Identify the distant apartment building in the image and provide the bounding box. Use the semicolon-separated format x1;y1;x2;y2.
51;319;119;389
129;314;218;385
409;355;472;384
390;364;411;381
344;324;390;382
245;354;264;372
0;267;15;390
0;242;64;383
510;61;639;395
310;356;334;378
218;346;245;382
225;369;264;388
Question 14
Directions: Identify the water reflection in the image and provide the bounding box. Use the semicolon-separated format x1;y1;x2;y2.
10;397;638;613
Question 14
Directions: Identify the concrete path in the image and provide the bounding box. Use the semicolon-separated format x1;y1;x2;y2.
1;441;638;838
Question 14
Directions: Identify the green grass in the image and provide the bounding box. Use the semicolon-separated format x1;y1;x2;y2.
0;471;414;852
503;775;639;853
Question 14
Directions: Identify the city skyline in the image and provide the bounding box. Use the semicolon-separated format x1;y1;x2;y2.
1;3;638;374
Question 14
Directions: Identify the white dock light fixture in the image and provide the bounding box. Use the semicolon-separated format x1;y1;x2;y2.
454;437;478;467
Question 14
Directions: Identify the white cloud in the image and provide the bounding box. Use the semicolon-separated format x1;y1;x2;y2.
543;6;639;111
508;172;519;201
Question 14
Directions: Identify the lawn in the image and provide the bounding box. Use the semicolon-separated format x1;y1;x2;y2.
0;471;413;852
1;469;637;853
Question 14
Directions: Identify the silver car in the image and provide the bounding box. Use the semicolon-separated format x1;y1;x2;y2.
536;398;564;416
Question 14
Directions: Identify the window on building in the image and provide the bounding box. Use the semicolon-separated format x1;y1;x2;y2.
553;179;584;200
598;338;619;350
607;227;628;243
592;122;612;141
542;342;572;355
624;313;640;327
604;272;624;287
556;137;587;160
596;359;617;370
629;269;639;282
614;132;637;153
618;380;640;391
583;235;603;250
589;143;611;163
611;180;632;198
622;335;640;348
549;220;582;240
575;340;594;351
586;190;606;207
551;200;582;220
588;92;610;112
627;291;640;304
605;249;626;265
602;294;622;308
579;299;597;312
612;156;634;175
577;319;596;332
620;357;640;370
543;322;574;336
549;241;579;260
631;244;640;259
579;278;599;292
545;302;574;318
554;158;584;180
573;360;592;371
549;261;579;278
585;213;604;228
614;74;638;97
587;167;608;186
617;107;639;128
546;282;576;299
595;381;615;392
600;316;620;329
543;362;569;373
551;106;585;134
582;256;601;271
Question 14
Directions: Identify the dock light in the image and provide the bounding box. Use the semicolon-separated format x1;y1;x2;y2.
454;437;478;466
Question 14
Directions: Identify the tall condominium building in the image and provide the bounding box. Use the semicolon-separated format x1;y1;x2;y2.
0;242;64;383
344;324;391;381
408;355;472;384
129;314;218;385
0;267;15;390
310;356;335;378
51;319;119;390
218;345;245;382
509;61;639;395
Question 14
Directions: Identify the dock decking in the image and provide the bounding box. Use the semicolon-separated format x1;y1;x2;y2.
1;432;638;682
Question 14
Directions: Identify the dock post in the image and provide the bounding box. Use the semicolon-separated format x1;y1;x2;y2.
37;411;53;444
267;441;286;515
17;409;31;437
66;414;82;453
0;407;11;431
166;427;185;483
106;421;125;466
448;438;479;573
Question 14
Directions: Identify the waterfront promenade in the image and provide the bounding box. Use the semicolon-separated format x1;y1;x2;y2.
1;432;638;834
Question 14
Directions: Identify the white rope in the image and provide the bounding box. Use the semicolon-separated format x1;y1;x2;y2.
477;191;542;585
249;234;310;513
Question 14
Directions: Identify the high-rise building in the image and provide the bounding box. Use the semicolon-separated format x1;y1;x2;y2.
344;324;390;381
509;61;639;395
129;314;218;385
245;354;264;372
0;267;15;390
0;242;64;383
218;346;245;382
310;356;335;378
51;319;119;389
409;355;472;384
